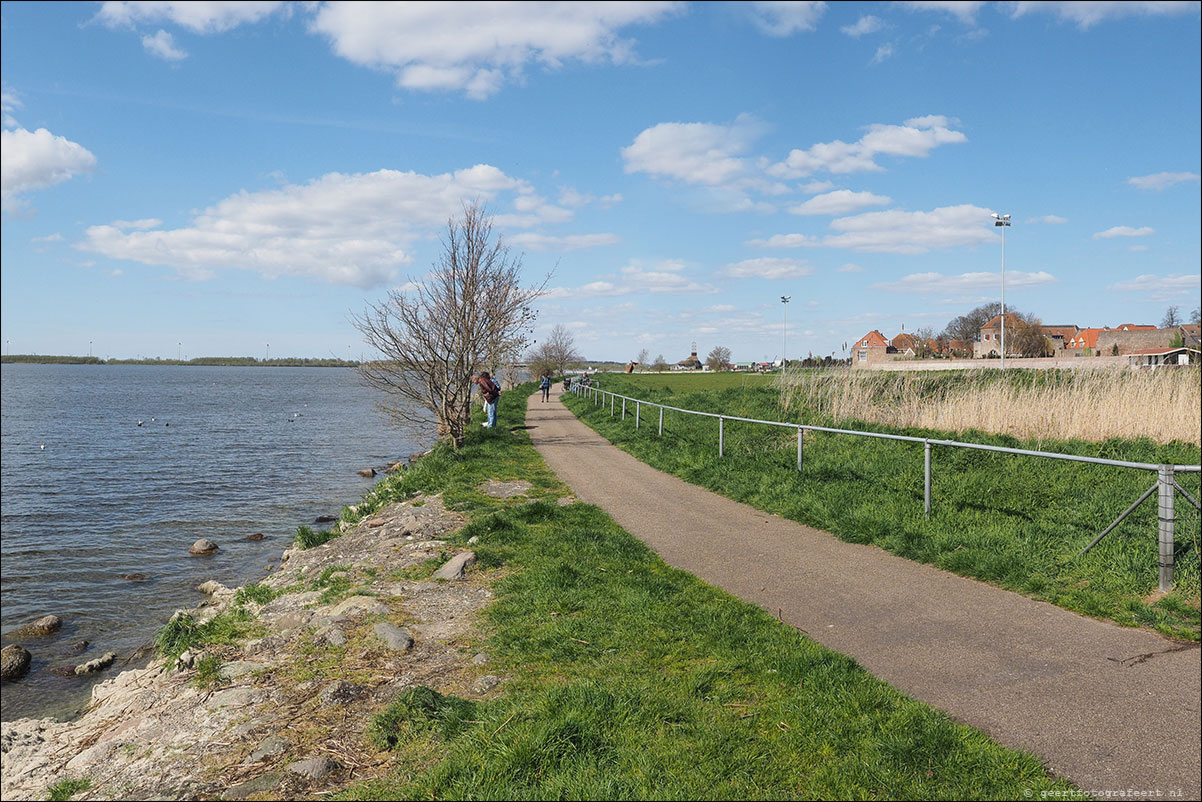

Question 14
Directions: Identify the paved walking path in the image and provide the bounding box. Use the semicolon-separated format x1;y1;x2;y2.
527;386;1201;799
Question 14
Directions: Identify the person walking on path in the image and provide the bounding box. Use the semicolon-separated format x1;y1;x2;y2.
474;371;501;428
539;373;552;402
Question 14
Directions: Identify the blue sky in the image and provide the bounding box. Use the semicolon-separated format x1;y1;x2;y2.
2;1;1199;363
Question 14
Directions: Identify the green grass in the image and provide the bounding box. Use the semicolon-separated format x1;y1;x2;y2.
295;524;340;550
153;594;267;665
563;373;1201;640
46;777;91;801
332;382;1079;800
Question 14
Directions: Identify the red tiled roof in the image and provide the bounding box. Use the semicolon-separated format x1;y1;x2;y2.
1114;324;1156;331
1067;328;1105;349
1041;325;1078;339
891;332;920;350
856;330;889;348
981;313;1022;330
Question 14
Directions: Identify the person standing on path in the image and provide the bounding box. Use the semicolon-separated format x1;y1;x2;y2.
539;373;552;402
474;371;501;428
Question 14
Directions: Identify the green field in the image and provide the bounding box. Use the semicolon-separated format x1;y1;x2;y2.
333;382;1078;800
562;372;1201;640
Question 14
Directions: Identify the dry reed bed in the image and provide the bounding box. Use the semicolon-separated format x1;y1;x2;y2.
776;367;1202;447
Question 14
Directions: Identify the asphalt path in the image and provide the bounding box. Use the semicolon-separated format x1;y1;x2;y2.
526;385;1201;799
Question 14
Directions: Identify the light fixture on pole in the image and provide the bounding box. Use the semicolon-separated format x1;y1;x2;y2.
780;295;791;369
991;213;1011;368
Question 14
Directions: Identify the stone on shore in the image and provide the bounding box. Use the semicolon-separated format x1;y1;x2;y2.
189;538;219;555
245;532;266;541
243;735;288;765
287;756;338;780
433;551;477;581
226;773;283;799
372;622;414;652
10;615;62;638
1;645;32;681
358;468;376;478
74;652;116;675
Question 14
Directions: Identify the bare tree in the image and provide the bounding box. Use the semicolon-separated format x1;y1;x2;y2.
1162;306;1181;328
1010;313;1053;357
353;203;545;447
527;323;581;378
705;345;732;371
636;348;649;371
943;302;1003;345
914;326;937;358
1191;306;1200;325
652;353;669;372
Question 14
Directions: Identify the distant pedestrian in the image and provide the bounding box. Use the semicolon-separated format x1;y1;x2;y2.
474;371;501;428
539;373;552;402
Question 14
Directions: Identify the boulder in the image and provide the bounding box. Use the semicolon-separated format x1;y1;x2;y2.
245;532;266;541
243;735;289;764
287;756;338;780
319;680;364;706
473;675;502;694
226;773;283;799
74;651;116;675
433;551;477;581
11;614;62;637
61;640;90;656
385;461;405;474
358;468;377;478
1;645;32;681
189;538;219;555
313;515;337;524
121;573;149;581
372;622;414;652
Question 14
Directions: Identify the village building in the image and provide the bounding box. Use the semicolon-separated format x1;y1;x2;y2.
853;330;895;365
1127;347;1200;369
673;342;703;371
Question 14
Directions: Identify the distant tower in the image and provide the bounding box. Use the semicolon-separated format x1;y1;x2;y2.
691;340;698;358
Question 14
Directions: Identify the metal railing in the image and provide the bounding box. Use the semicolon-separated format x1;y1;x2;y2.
568;382;1202;592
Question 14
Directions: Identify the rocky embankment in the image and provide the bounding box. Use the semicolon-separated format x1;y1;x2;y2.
1;489;509;800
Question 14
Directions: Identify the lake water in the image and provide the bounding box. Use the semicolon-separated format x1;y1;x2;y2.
0;364;427;721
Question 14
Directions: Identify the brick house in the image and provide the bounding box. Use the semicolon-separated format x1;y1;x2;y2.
974;313;1022;358
853;330;894;365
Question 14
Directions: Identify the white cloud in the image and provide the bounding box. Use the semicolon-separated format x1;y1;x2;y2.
870;270;1057;294
745;233;819;248
800;179;836;193
748;1;827;36
768;115;966;178
309;1;680;99
506;232;619;251
95;1;285;33
1;127;98;213
822;203;997;253
546;258;716;299
142;29;187;60
719;257;814;279
31;232;64;243
1108;273;1201;303
1028;214;1068;224
869;43;895;65
898;2;986;25
622;115;764;185
78;164;567;288
842;15;885;36
1010;1;1200;29
837;263;865;272
2;88;21;128
1094;225;1154;239
789;189;892;215
1127;171;1201;191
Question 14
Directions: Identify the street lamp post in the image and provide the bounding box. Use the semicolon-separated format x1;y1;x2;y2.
992;213;1011;368
781;295;791;369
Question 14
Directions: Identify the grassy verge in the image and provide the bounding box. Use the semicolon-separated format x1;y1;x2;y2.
562;373;1201;640
334;382;1078;799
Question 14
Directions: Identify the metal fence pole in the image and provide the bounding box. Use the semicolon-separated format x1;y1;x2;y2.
719;416;725;457
611;393;615;416
622;397;626;420
658;406;664;436
636;401;640;429
1158;466;1175;592
797;427;804;473
924;441;932;519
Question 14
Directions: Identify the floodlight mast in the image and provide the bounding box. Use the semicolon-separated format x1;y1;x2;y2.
992;214;1011;368
781;295;791;368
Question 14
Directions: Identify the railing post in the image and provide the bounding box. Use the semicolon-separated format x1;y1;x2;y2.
611;393;615;416
924;441;932;519
622;397;626;420
658;406;663;436
1158;466;1175;592
797;427;804;473
719;416;724;457
636;401;640;429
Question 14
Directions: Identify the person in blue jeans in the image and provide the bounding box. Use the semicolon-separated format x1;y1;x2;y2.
474;371;500;428
539;373;552;402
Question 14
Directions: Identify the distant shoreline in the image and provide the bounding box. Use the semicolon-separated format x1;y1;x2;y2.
1;356;359;368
